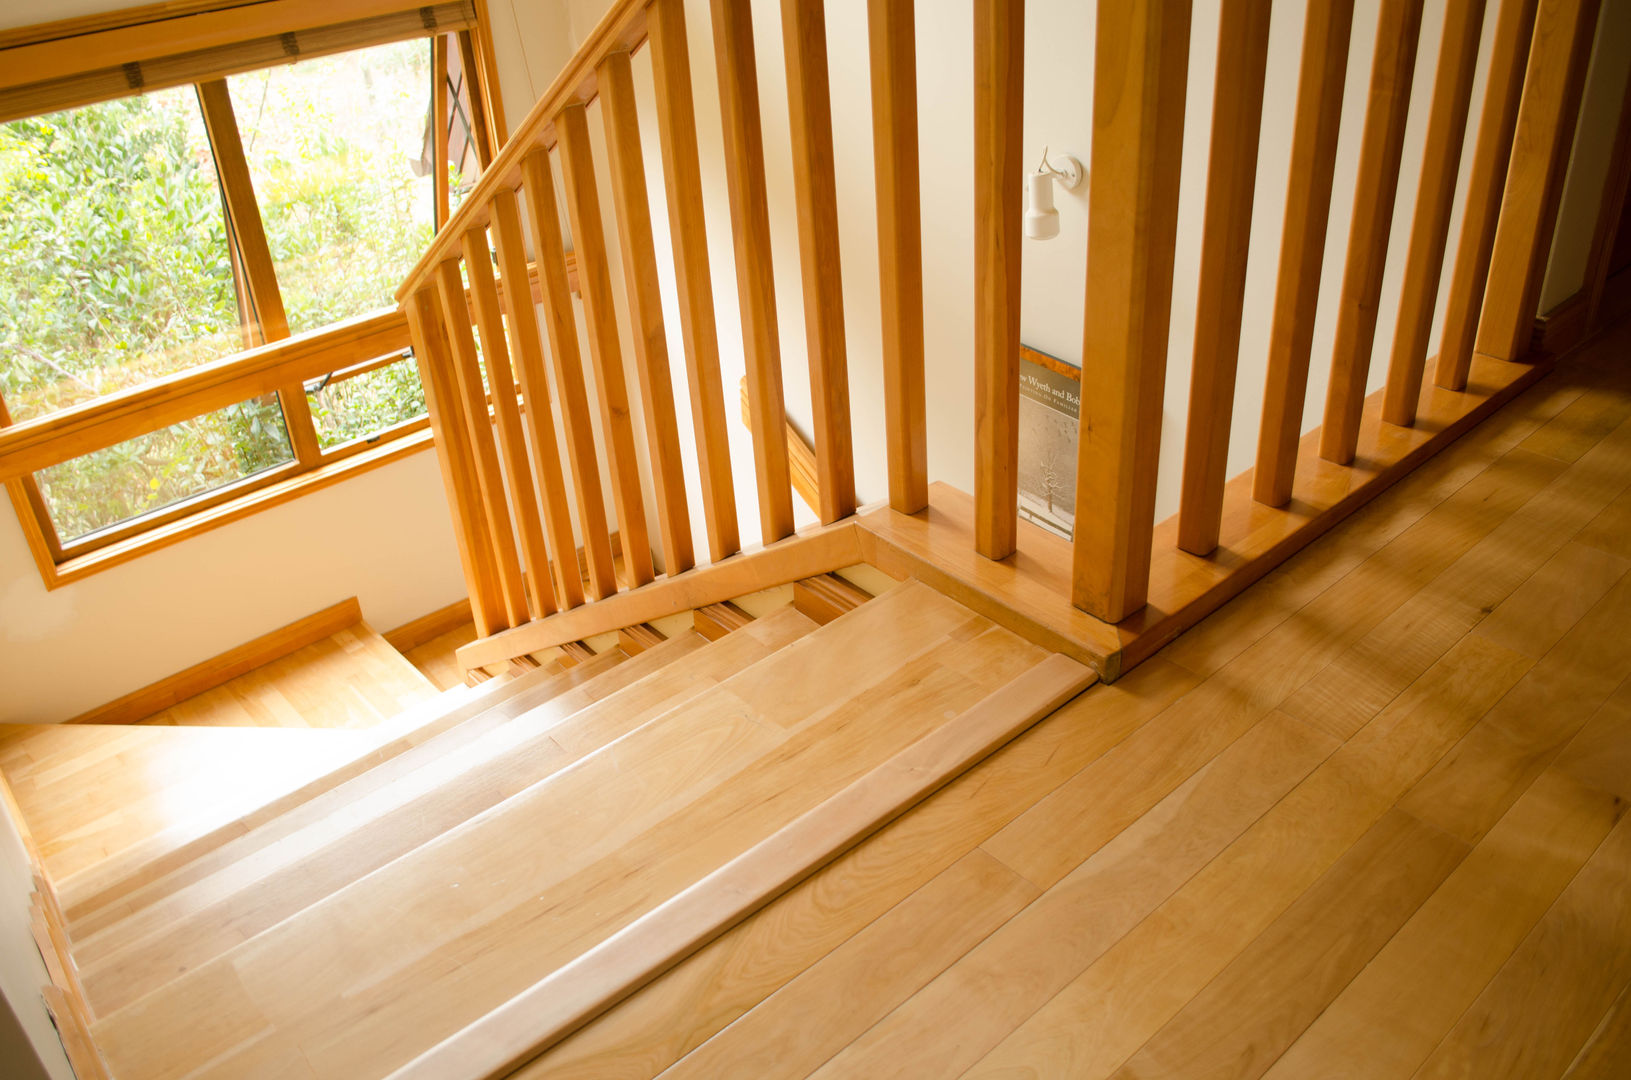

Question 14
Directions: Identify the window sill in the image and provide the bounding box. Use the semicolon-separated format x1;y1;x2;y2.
12;427;435;590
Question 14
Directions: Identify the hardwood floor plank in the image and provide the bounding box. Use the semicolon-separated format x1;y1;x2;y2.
1412;809;1631;1080
1474;542;1631;659
1563;980;1631;1080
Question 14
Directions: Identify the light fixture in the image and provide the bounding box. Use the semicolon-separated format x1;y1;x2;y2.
1025;147;1084;241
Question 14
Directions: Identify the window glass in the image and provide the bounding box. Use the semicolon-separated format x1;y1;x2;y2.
307;355;427;448
36;396;294;542
229;40;436;336
0;88;245;421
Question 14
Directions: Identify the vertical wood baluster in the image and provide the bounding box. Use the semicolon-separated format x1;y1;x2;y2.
1435;0;1541;389
710;0;796;545
1071;0;1193;621
1175;0;1272;557
556;102;656;587
649;0;740;562
1252;0;1356;507
973;0;1024;561
783;0;857;524
435;258;529;627
518;148;619;600
406;288;504;636
490;189;585;610
461;226;555;617
1383;0;1489;426
1475;0;1603;361
1320;0;1426;464
867;0;928;515
599;50;696;575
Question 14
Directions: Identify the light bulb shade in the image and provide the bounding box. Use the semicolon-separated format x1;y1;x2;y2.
1025;170;1060;240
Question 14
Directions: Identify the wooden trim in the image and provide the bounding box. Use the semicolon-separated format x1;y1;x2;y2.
386;653;1092;1080
616;622;666;655
64;597;361;724
1319;0;1425;464
383;597;474;653
1532;291;1590;354
599;51;695;574
692;600;753;641
738;376;820;517
1475;0;1602;360
1176;0;1272;556
1071;0;1192;621
395;0;650;302
456;30;494;167
1253;0;1355;506
0;1;270;51
784;0;856;525
454;522;865;671
791;572;872;626
649;0;739;562
434;33;452;229
972;0;1024;561
469;0;508;144
41;983;109;1080
868;0;928;515
196;79;289;340
711;0;795;546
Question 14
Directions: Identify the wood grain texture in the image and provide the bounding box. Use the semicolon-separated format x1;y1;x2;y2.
599;50;694;575
868;0;927;514
710;0;795;545
489;188;584;610
518;148;619;601
1071;0;1192;620
1382;0;1489;426
783;0;856;525
1319;0;1426;464
461;225;555;618
643;0;741;561
1176;0;1272;555
1475;0;1602;360
1254;0;1356;505
1436;0;1542;389
972;0;1024;560
557;102;656;589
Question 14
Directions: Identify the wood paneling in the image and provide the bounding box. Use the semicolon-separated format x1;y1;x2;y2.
1071;0;1192;620
972;0;1025;561
1253;0;1356;506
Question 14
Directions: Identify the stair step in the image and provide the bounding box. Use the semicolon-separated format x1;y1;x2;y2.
71;611;818;1016
693;600;754;640
88;583;1065;1080
55;649;631;934
792;572;874;625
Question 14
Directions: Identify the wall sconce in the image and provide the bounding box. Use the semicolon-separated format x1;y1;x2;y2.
1025;147;1084;241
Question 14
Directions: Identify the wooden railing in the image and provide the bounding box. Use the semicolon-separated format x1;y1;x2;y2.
401;0;1615;665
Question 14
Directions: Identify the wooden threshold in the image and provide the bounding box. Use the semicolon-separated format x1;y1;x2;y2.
65;597;363;725
385;653;1094;1080
454;521;865;671
860;350;1552;680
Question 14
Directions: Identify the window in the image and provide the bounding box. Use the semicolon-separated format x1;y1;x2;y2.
0;8;502;583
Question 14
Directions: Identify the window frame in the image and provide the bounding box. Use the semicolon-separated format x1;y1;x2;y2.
0;3;507;588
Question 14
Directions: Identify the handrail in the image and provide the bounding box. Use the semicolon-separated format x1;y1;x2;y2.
394;0;649;304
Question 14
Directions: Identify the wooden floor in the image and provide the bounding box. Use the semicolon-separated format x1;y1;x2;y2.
522;330;1631;1079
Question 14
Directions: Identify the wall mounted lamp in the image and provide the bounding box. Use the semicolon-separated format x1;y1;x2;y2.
1025;147;1085;241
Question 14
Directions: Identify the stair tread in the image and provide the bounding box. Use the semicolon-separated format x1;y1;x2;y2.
73;612;820;1015
90;582;1058;1080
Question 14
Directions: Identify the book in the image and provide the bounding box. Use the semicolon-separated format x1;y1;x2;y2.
1017;345;1080;540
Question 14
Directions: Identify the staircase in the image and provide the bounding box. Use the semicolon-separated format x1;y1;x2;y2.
5;578;1093;1078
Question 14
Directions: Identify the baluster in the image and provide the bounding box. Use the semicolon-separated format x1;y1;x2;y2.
406;288;505;636
435;258;530;627
783;0;856;524
1475;0;1602;361
1176;0;1272;557
1382;0;1488;427
599;50;696;575
490;188;585;609
710;0;796;545
1436;0;1541;390
1320;0;1426;465
556;102;656;587
973;0;1024;561
649;0;740;562
1071;0;1192;621
1253;0;1355;507
518;148;619;600
867;0;927;515
462;225;556;617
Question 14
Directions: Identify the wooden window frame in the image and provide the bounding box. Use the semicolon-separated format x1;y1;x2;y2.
0;1;508;589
